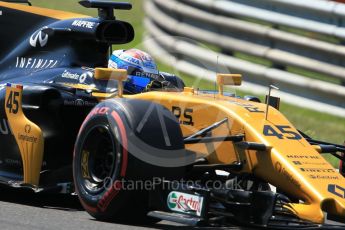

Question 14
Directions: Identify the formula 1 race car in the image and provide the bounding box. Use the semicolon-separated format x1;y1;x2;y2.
1;1;345;229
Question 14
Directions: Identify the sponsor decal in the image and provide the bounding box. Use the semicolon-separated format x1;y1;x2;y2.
18;133;37;143
72;20;95;29
125;49;157;70
122;53;141;66
300;168;335;173
0;119;12;135
81;107;110;131
81;150;91;179
88;106;109;116
15;57;58;69
310;175;339;180
24;124;31;133
30;28;48;48
133;71;159;79
172;106;194;126
64;99;97;107
79;71;93;83
62;70;79;80
18;124;37;143
328;184;345;199
275;162;301;188
3;158;47;167
108;59;118;69
4;159;22;166
286;155;320;159
292;160;327;166
228;101;264;113
167;191;204;217
61;70;93;83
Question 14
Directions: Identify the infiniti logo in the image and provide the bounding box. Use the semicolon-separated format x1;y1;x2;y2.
29;29;48;48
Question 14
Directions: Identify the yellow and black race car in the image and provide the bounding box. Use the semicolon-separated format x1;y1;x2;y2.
1;0;345;229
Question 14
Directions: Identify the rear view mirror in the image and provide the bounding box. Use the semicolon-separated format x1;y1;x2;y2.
94;68;128;97
217;74;242;95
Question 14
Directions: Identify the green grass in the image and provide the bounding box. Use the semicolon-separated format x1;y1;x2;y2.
239;17;341;44
30;0;96;15
279;25;341;44
234;52;272;67
30;0;345;167
287;66;341;85
233;52;343;85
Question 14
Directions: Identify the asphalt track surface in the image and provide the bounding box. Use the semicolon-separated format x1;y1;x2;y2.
0;187;343;230
0;187;250;230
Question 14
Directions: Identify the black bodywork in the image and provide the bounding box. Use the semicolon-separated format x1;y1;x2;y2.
2;2;345;229
0;0;132;185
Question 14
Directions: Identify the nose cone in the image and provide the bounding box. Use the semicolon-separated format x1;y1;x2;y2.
282;193;345;224
322;196;345;219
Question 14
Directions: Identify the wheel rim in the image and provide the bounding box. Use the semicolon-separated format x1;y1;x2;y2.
79;124;118;194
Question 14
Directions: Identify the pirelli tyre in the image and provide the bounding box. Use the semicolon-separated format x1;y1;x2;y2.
73;99;192;222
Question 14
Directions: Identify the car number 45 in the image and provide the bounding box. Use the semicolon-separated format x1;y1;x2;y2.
6;91;19;114
263;125;302;140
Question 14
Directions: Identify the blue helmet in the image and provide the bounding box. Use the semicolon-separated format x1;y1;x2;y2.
108;49;160;93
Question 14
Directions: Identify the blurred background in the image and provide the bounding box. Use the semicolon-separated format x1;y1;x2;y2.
30;0;345;166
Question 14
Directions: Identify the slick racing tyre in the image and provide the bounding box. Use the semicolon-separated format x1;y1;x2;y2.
73;99;192;222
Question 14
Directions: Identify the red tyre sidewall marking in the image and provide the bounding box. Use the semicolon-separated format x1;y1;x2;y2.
111;110;128;177
97;180;122;212
96;110;128;211
74;107;128;214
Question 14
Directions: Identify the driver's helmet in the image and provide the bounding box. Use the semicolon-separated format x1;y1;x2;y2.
108;49;160;93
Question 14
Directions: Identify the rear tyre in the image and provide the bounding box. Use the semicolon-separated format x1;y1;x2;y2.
73;99;191;223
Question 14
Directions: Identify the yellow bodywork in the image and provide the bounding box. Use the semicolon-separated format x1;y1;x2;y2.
0;1;89;20
5;85;44;186
124;89;345;224
88;69;345;223
0;0;343;222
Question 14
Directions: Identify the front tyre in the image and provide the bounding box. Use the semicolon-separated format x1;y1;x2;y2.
73;99;191;222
